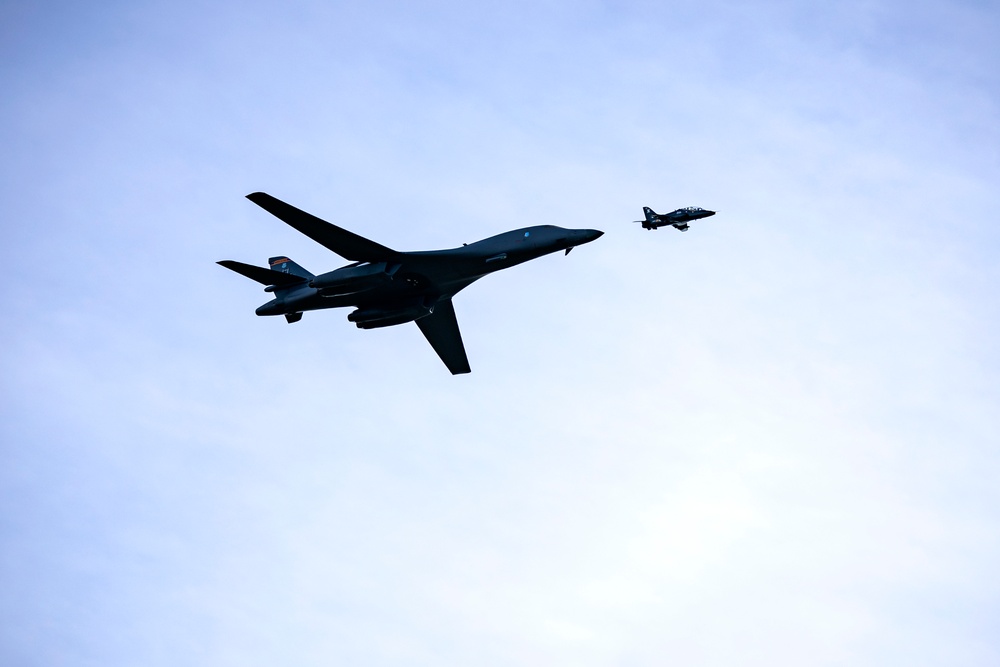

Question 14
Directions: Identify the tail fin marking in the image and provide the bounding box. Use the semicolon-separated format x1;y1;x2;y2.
268;256;314;279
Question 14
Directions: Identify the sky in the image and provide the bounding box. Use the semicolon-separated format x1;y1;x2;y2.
1;0;999;665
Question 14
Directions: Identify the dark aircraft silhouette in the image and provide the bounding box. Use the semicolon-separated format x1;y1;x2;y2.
635;206;715;231
219;193;603;374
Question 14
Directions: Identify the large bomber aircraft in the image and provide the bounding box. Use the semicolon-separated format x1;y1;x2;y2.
636;206;715;231
219;193;603;374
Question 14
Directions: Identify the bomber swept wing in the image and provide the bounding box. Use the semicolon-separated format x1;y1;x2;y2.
415;298;470;375
247;192;398;261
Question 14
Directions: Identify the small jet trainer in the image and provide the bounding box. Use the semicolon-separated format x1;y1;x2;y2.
635;206;715;231
219;193;603;374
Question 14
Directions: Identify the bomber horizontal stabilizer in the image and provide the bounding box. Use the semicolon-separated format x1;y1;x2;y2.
247;192;397;262
217;260;307;287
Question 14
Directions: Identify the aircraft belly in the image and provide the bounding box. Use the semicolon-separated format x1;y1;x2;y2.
280;281;412;312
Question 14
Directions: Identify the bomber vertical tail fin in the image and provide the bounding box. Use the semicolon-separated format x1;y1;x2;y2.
267;256;314;279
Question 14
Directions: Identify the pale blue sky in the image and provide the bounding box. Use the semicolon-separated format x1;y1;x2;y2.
2;1;998;665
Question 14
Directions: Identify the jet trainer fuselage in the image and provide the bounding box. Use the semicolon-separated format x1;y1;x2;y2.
219;193;603;374
638;206;715;231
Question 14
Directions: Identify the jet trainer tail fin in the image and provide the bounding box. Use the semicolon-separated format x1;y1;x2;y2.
643;206;658;221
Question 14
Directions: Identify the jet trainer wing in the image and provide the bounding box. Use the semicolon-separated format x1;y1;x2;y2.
217;260;307;286
247;192;397;262
416;298;471;375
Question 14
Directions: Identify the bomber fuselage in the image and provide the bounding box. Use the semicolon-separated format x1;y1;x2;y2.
255;224;602;317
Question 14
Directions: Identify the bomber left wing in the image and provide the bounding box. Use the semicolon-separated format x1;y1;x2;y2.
247;192;398;262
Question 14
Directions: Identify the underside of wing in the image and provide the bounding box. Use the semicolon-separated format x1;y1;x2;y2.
416;298;471;375
217;260;307;286
246;192;397;262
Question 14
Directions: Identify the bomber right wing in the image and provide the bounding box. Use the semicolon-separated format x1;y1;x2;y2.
247;192;397;262
416;298;471;375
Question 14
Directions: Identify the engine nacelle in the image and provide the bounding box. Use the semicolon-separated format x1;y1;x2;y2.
348;301;435;329
310;262;399;295
255;285;318;316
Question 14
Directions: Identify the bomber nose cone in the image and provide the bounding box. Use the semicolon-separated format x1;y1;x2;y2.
563;228;603;255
